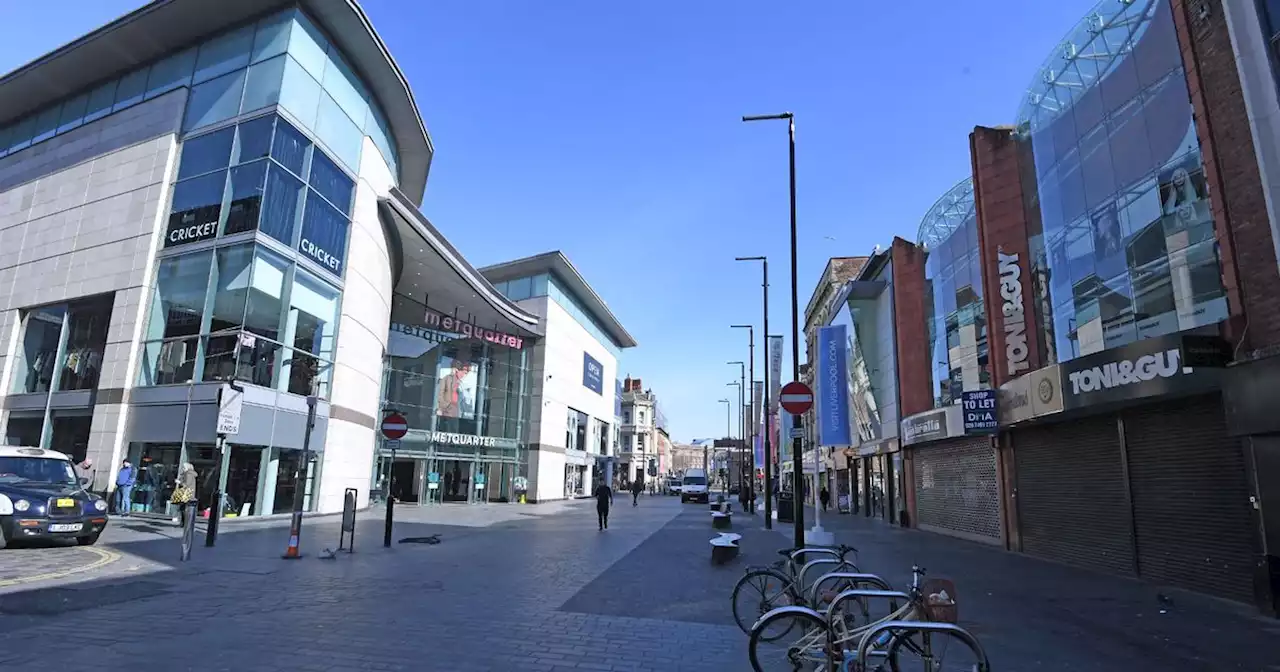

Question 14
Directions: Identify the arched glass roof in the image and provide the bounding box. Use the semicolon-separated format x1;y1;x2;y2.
1015;0;1158;131
917;177;975;248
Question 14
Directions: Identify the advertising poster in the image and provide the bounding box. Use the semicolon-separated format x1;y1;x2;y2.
582;352;604;394
435;353;478;419
768;335;784;413
816;325;853;447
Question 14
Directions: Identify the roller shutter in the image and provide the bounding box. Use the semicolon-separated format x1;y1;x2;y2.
913;437;1001;544
1014;416;1134;575
1123;395;1256;603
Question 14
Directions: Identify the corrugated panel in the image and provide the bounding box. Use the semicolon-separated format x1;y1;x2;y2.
1124;395;1256;603
913;437;1001;543
1015;417;1135;575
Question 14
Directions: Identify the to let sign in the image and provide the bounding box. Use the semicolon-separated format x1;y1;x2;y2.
962;390;998;434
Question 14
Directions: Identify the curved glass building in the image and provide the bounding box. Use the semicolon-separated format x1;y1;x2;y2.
1017;0;1227;361
918;177;988;409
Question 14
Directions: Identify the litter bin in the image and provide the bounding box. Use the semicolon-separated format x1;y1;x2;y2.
777;491;794;523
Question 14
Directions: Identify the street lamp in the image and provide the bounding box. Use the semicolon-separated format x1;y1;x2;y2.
727;379;742;494
731;325;756;515
718;398;731;494
742;110;805;547
735;256;770;526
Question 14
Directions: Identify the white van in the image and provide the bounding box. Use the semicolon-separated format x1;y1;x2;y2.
680;468;709;504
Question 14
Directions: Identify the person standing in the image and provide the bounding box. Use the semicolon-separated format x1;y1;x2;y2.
171;463;198;528
631;479;643;507
820;486;831;512
594;481;613;530
114;459;136;516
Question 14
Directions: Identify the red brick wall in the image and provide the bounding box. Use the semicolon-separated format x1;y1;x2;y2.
970;126;1045;387
891;237;932;418
1170;0;1280;353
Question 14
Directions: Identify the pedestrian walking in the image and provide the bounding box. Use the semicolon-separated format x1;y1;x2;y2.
114;459;136;516
75;458;95;493
631;479;643;507
594;481;613;530
171;463;197;527
820;486;831;512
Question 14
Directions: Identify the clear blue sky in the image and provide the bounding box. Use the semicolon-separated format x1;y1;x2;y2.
1;0;1097;442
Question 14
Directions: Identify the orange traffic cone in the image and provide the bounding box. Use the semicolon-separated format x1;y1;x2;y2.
282;533;301;559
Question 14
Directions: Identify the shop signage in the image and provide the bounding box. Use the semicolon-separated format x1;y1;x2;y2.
423;308;525;349
167;219;218;246
426;431;517;449
997;250;1030;376
1059;333;1226;408
615;379;623;417
900;405;965;446
998;364;1064;425
300;237;343;275
583;352;604;394
855;437;900;457
816;325;853;446
961;390;998;434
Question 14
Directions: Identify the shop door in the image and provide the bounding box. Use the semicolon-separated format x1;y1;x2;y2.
473;462;488;504
912;438;1001;544
1123;395;1257;603
1015;416;1135;575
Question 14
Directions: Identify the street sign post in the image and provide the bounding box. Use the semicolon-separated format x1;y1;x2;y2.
381;411;407;547
779;381;814;415
381;413;408;440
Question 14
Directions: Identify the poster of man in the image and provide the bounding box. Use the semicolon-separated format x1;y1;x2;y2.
435;353;478;419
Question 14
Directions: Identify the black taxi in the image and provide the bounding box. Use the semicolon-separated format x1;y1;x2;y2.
0;446;109;549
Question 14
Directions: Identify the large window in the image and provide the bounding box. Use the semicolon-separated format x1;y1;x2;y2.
139;244;339;397
167;114;353;279
10;295;115;396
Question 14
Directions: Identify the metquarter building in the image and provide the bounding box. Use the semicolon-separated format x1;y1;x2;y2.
0;0;592;520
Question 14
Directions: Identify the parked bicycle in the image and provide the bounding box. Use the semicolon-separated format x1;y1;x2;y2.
731;544;866;635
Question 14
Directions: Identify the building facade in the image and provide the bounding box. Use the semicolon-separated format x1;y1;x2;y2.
618;377;664;488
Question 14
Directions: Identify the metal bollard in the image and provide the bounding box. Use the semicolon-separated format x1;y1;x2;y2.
383;493;394;547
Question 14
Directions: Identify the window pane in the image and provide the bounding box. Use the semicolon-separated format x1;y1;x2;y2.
241;54;285;114
6;116;34;154
507;277;533;301
245;247;290;340
59;294;114;391
298;189;349;276
252;12;292;64
166;171;226;248
308;150;353;214
235;115;273;164
314;92;362;170
146;48;195;99
271;116;311;175
13;306;65;394
278;55;322;129
224;160;268;235
184;69;246;132
31;106;60;144
177;127;234;180
57;93;89;133
261;163;304;244
84;80;117;123
0;125;9;158
288;12;330;81
209;244;255;333
114;69;147;111
321;49;369;127
531;274;548;297
193;24;253;84
149;250;213;340
290;270;339;359
366;104;397;173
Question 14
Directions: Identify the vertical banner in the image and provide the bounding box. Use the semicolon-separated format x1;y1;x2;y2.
816;325;853;447
768;335;784;412
752;381;764;431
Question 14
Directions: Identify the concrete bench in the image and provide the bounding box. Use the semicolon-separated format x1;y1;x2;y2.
709;500;732;513
709;533;742;565
711;511;732;530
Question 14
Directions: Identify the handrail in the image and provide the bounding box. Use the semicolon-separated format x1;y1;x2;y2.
807;572;893;607
852;621;991;672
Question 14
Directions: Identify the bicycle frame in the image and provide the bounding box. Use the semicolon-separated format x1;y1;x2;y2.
848;621;991;672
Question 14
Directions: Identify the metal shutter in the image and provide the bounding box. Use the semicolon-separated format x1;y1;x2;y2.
913;437;1001;544
1123;395;1256;603
1014;417;1135;575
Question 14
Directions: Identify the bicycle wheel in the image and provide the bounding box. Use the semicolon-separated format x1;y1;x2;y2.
749;607;832;672
732;568;796;635
886;629;987;672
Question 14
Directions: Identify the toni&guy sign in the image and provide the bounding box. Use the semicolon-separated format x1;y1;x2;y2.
997;250;1030;376
1059;333;1227;408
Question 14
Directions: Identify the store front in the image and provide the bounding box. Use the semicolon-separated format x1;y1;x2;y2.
1000;333;1258;605
854;437;901;524
902;405;1002;544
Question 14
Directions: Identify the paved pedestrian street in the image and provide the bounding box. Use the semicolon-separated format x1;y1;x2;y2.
1;497;1279;671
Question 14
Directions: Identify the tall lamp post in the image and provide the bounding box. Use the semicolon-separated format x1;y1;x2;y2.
731;325;756;514
718;398;731;493
742;111;804;547
726;380;742;494
736;256;770;526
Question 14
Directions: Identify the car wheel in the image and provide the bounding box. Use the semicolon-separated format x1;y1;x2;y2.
76;532;100;546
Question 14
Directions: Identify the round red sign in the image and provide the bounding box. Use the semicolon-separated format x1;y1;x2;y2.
381;412;408;440
779;381;814;415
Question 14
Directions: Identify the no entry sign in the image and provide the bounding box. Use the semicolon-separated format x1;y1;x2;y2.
381;412;408;440
779;381;814;415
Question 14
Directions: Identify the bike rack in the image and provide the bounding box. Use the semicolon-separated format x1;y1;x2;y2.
807;573;894;608
798;558;847;594
851;621;991;672
826;588;911;627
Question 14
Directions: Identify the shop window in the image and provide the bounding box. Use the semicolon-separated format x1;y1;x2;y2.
178;127;235;181
236;116;274;164
48;414;92;463
260;163;305;244
241;55;286;115
287;11;330;82
59;295;113;391
321;49;369;129
5;417;44;448
314;92;362;171
308;151;353;215
298;189;349;277
193;23;253;85
278;55;323;130
12;306;66;394
184;69;246;133
223;160;267;235
251;12;292;64
272;117;312;176
290;270;339;360
209;244;254;333
129;444;182;515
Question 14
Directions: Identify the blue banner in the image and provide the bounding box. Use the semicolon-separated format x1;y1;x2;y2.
816;324;853;447
614;379;623;417
583;352;603;394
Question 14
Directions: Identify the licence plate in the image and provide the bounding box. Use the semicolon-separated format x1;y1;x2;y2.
48;523;82;533
55;498;75;508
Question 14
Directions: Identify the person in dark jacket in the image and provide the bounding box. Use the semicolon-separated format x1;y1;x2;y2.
820;486;831;512
631;479;643;507
594;482;613;530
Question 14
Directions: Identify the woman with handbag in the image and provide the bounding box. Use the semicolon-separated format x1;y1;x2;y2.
171;463;197;527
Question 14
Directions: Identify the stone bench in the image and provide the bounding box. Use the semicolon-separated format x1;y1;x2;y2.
709;500;732;513
710;533;742;565
711;511;732;530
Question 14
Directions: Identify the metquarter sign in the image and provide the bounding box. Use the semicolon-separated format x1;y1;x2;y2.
998;250;1030;376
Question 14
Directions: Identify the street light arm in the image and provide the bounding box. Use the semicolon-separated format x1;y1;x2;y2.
742;112;794;122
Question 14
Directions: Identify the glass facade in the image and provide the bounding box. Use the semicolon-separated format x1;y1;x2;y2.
493;273;622;358
919;179;989;408
0;9;399;176
1017;0;1227;362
